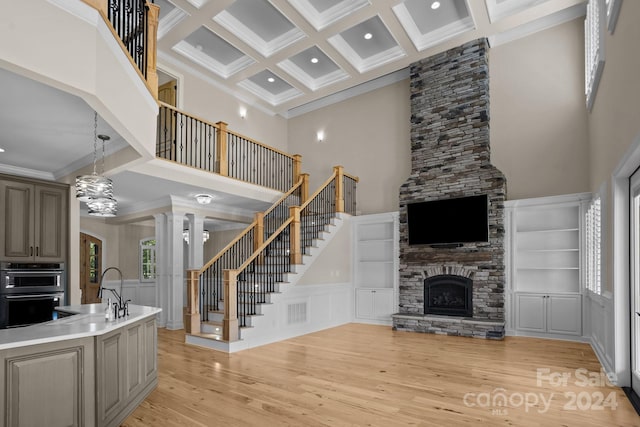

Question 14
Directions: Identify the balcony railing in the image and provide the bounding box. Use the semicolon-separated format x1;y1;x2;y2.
157;102;301;192
83;0;159;97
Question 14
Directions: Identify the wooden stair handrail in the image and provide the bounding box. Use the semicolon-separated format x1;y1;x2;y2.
299;170;338;211
197;176;305;275
235;218;294;273
158;101;223;132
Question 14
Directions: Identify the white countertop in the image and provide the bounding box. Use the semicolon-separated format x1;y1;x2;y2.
0;303;161;351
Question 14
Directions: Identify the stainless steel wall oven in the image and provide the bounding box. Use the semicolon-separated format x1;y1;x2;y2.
0;262;65;328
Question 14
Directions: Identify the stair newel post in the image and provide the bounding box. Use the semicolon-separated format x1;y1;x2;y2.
293;154;302;185
185;270;200;334
223;269;239;341
334;165;345;213
146;2;160;99
216;121;229;176
255;212;265;265
300;173;310;204
289;206;302;265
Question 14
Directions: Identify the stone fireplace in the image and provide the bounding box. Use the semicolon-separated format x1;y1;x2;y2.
392;38;507;339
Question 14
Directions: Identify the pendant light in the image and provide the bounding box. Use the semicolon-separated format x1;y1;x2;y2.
75;112;114;202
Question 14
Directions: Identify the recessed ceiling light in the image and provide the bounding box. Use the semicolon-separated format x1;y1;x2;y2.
267;77;275;83
431;1;441;10
311;57;318;64
196;44;203;51
364;33;372;40
0;148;4;153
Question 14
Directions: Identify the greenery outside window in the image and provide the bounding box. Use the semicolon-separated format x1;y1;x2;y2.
140;238;157;282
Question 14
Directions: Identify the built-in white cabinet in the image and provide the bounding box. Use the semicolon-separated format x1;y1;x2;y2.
516;293;582;335
352;212;398;325
356;288;395;320
505;193;591;339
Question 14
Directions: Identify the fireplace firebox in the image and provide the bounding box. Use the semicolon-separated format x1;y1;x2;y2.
424;275;473;317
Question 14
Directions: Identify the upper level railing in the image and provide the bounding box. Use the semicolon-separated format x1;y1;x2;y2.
157;102;301;193
83;0;159;97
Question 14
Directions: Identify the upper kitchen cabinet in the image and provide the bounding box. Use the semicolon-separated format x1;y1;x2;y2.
0;176;68;262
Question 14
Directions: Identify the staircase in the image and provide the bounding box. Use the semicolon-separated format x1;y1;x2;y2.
185;166;358;352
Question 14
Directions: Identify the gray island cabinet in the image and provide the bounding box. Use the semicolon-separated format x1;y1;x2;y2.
0;304;161;427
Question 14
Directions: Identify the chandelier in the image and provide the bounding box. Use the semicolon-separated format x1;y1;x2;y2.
75;112;117;217
183;229;210;245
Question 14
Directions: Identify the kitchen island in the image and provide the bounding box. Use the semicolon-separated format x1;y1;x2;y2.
0;303;161;427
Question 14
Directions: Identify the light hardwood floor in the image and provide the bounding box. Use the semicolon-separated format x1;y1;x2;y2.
123;324;639;426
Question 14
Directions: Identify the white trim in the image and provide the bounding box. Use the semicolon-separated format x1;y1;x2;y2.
488;3;587;48
606;0;622;33
0;163;55;181
393;2;475;52
287;0;370;31
213;10;305;58
185;0;207;8
328;27;406;74
158;7;188;40
504;192;593;208
277;58;349;92
157;51;277;117
172;41;254;79
285;67;409;118
610;132;640;387
237;78;303;106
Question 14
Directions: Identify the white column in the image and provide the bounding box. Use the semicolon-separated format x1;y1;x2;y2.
165;212;185;330
187;213;204;270
153;213;167;327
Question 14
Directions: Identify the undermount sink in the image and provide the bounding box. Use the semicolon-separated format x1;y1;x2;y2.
50;313;106;326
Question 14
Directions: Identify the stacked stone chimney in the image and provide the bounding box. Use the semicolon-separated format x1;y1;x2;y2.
392;38;507;339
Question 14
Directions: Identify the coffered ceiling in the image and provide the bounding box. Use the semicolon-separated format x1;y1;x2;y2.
155;0;587;116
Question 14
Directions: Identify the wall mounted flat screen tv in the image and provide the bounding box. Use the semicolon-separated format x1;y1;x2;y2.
407;195;489;245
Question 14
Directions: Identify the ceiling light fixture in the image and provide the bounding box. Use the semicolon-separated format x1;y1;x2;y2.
311;57;318;63
87;196;118;217
431;1;441;10
76;112;117;217
0;148;4;153
364;32;372;40
195;194;214;204
267;77;275;83
183;229;210;244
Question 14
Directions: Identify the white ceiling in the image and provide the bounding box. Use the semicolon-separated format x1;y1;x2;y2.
0;0;587;224
157;0;587;115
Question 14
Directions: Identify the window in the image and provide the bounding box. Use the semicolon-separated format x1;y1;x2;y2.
584;0;606;111
585;197;602;294
140;238;157;282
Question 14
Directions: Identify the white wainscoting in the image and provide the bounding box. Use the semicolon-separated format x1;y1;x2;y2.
102;279;157;308
586;291;615;380
234;282;353;351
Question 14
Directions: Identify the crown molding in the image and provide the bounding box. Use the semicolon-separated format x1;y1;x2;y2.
277;58;349;91
0;163;55;181
287;0;371;31
214;10;305;58
238;78;303;106
158;7;189;40
172;41;254;79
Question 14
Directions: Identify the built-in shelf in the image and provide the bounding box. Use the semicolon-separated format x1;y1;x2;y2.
353;213;399;324
506;193;591;338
